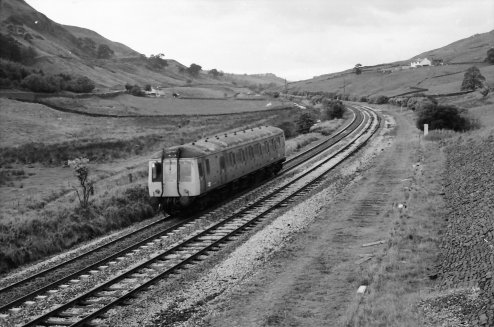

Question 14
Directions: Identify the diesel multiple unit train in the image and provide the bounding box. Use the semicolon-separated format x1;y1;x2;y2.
148;126;286;212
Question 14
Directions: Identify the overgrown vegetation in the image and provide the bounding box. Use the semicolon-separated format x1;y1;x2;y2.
0;59;95;93
0;33;37;65
323;98;345;119
416;105;479;131
297;112;316;134
0;185;158;273
276;121;298;138
367;94;389;104
125;83;145;96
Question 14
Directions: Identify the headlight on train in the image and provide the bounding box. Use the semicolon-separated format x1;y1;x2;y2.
154;189;161;195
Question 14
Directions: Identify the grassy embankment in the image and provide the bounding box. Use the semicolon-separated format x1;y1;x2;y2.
342;95;493;325
0;96;342;274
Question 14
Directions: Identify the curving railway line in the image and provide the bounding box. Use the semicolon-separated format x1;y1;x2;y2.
0;104;378;326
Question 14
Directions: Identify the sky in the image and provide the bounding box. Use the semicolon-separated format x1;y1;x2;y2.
25;0;494;81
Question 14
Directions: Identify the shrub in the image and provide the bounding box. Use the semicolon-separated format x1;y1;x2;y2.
128;84;144;96
486;48;494;64
276;121;298;138
359;96;367;102
368;95;388;104
416;105;476;131
322;99;345;120
65;76;95;93
68;158;94;209
407;96;437;111
297;112;316;134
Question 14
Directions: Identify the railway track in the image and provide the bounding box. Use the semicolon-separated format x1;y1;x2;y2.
1;104;377;326
0;106;363;314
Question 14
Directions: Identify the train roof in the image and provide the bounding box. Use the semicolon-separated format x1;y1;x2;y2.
163;126;283;158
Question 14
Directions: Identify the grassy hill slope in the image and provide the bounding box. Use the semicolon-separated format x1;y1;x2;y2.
0;0;285;91
288;30;494;99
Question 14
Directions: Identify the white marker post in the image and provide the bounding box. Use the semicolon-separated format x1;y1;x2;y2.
424;124;429;136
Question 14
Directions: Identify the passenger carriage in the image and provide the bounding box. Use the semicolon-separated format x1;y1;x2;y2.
148;126;285;212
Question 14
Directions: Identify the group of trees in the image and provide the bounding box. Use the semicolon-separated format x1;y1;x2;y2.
125;83;145;96
178;63;202;77
0;33;37;65
147;53;168;70
76;37;114;59
0;60;95;93
208;68;224;78
21;73;95;93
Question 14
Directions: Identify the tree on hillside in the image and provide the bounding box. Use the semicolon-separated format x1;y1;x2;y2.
97;44;114;59
187;63;202;77
148;53;168;69
354;63;362;75
461;66;485;91
486;48;494;64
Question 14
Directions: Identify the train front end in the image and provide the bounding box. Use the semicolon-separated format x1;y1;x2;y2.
148;149;201;212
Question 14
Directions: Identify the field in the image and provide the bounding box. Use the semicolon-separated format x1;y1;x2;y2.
41;94;285;116
290;64;494;98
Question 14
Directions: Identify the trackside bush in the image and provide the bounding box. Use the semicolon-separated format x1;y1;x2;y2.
368;95;388;104
322;99;345;120
297;112;316;134
276;121;298;138
416;105;477;131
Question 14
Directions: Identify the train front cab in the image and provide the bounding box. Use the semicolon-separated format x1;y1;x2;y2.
148;158;202;207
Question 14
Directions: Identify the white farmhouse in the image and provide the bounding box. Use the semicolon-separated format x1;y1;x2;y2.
410;58;432;68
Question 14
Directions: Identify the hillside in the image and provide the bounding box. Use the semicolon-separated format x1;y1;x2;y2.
0;0;284;91
287;30;494;99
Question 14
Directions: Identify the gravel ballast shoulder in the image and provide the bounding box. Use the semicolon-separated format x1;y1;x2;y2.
435;132;494;327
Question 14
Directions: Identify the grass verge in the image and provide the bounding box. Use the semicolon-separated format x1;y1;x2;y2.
343;140;447;326
0;185;158;274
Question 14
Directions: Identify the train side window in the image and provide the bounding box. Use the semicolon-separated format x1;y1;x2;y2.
271;139;275;150
241;149;246;162
205;159;210;175
254;144;259;156
249;146;254;158
236;151;242;163
220;156;226;170
198;162;204;177
259;143;262;155
265;141;270;153
230;152;236;165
